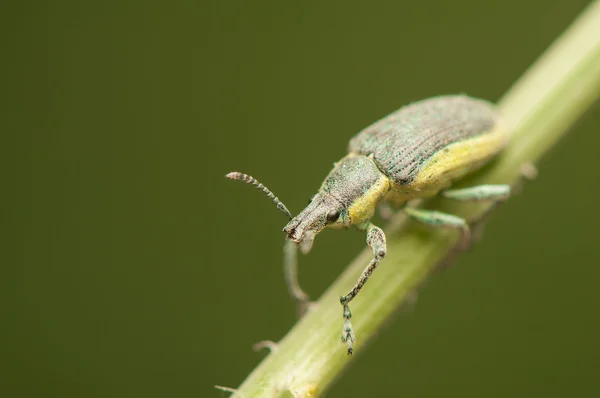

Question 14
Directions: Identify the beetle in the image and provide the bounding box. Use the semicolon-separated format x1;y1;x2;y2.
226;95;511;355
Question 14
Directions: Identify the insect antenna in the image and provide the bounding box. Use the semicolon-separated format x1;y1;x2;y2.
226;172;293;220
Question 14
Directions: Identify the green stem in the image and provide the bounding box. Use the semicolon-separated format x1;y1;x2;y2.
231;2;600;396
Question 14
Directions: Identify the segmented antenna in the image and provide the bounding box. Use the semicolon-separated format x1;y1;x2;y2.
226;172;293;220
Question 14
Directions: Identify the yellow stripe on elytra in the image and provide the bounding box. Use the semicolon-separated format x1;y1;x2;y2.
384;121;509;206
408;121;508;191
348;175;391;224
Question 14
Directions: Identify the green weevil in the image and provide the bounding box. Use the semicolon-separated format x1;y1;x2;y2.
226;95;511;355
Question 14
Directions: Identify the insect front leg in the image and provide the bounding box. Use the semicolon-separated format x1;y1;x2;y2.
284;239;313;317
340;223;386;355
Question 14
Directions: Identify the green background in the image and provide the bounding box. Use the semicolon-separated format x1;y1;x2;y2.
2;0;599;397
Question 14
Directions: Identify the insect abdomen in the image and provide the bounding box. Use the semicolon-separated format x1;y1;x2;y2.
348;95;506;188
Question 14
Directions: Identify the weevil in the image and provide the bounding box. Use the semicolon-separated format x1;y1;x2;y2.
226;95;511;355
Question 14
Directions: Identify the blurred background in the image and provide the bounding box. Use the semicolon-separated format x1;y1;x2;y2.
2;0;599;397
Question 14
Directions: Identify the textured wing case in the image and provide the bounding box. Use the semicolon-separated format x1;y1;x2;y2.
348;95;501;185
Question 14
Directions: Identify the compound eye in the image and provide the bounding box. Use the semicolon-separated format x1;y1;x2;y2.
326;210;340;223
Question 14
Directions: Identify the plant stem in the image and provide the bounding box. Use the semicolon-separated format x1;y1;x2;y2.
231;2;600;396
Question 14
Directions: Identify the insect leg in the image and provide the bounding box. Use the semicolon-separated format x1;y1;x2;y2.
404;207;471;248
284;239;312;317
340;223;386;355
441;184;511;202
442;184;512;246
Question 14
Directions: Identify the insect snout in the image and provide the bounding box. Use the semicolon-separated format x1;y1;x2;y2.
284;221;317;255
283;219;306;243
